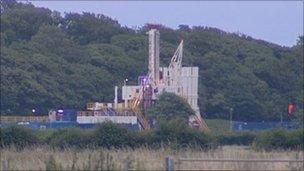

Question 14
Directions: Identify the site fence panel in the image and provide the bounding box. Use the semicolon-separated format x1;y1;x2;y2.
165;157;304;171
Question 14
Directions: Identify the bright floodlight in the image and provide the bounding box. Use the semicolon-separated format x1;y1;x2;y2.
32;109;36;113
58;109;63;113
125;78;128;81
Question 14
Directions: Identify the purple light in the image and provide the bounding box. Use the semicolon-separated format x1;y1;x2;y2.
139;75;150;85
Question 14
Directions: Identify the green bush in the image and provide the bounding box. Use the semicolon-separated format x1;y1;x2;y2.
253;129;304;150
147;92;195;122
0;126;39;149
215;132;256;146
46;128;93;149
132;130;155;147
153;117;214;149
92;122;135;148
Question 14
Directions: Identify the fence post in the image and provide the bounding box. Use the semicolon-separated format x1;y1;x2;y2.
2;160;8;171
176;158;181;170
166;156;174;171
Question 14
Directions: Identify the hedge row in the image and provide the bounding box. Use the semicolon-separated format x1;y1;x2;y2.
253;129;304;150
0;123;303;150
0;122;214;150
0;126;39;149
215;132;257;146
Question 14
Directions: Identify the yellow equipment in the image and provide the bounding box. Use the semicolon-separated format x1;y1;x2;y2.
129;91;150;130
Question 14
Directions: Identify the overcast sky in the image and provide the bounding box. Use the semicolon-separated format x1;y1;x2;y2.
29;1;303;47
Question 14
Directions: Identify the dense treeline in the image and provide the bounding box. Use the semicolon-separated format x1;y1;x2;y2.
0;123;303;151
1;0;303;121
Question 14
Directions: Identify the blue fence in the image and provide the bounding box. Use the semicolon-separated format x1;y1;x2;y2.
233;121;300;131
0;121;140;131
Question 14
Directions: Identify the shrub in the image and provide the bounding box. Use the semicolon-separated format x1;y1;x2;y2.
0;126;39;149
92;122;134;148
47;128;93;149
153;117;214;149
132;130;155;147
253;129;304;150
147;92;195;122
215;132;256;146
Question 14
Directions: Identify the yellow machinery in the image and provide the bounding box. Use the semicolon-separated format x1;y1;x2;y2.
129;91;150;130
195;115;210;132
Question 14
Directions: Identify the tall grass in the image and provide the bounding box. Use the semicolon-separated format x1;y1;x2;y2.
0;146;302;170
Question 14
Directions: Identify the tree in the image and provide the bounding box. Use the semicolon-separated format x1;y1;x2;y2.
1;1;58;45
178;24;191;32
296;35;303;46
147;92;195;122
63;12;125;45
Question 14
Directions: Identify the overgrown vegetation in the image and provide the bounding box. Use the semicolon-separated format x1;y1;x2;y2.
0;126;39;149
253;129;304;151
1;0;303;122
0;123;303;151
215;132;257;146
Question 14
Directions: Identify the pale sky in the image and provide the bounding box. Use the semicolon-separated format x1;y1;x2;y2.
29;1;303;47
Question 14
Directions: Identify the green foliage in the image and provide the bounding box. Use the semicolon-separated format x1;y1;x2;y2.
1;0;61;45
205;119;231;134
63;12;128;45
147;92;195;122
46;128;93;149
154;117;214;149
296;35;303;46
215;132;256;146
253;129;304;150
1;125;302;150
93;122;134;148
0;126;39;149
1;1;303;122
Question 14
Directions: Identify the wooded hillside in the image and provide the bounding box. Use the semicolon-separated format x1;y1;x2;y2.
1;0;303;121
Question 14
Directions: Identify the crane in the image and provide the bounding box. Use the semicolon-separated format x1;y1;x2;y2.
167;40;209;132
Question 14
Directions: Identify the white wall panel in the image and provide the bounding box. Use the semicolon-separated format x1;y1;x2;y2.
77;116;138;124
122;86;141;100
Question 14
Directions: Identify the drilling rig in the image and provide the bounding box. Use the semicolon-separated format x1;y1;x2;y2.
122;25;209;131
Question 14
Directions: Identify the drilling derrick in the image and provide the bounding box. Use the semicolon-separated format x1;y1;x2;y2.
147;29;160;88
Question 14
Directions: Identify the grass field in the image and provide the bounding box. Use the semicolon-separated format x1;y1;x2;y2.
1;146;302;170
